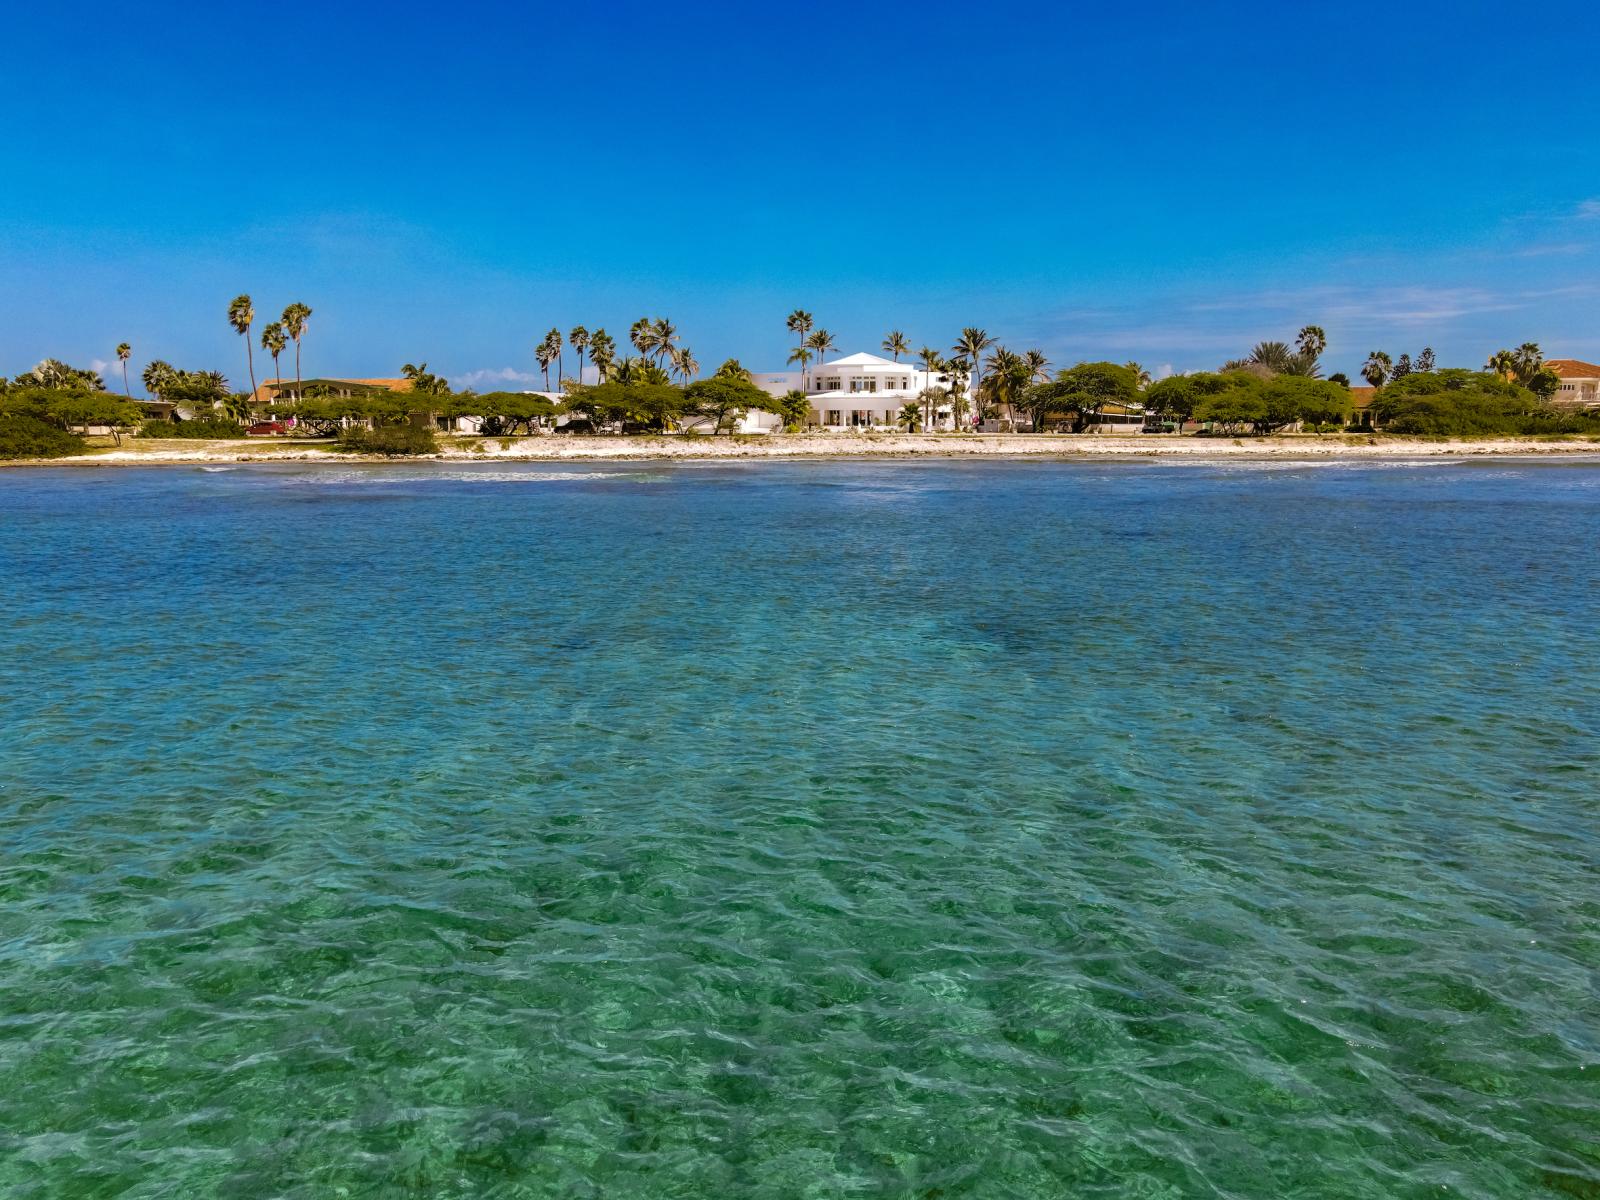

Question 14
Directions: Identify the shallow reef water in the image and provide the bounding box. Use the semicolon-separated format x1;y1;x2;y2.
1;458;1597;1198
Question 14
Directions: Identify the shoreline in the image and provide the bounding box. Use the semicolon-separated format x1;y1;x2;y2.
6;432;1600;468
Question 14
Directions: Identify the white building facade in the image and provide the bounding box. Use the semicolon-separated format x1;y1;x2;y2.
750;352;972;431
1548;359;1600;408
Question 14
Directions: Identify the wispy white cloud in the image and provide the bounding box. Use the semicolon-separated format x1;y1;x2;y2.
1575;198;1600;220
453;366;537;390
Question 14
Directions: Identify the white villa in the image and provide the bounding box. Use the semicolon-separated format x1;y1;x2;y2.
750;352;971;431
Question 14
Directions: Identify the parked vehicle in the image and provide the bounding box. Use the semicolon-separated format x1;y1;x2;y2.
245;421;288;436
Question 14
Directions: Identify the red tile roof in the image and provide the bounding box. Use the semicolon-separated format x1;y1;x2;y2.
1545;359;1600;378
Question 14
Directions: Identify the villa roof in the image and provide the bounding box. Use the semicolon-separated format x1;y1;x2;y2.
1349;386;1377;409
252;377;414;403
819;352;914;371
1545;358;1600;378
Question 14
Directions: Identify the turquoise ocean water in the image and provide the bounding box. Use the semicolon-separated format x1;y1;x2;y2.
1;458;1597;1198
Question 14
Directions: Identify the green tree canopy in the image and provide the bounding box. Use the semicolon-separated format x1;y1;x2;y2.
564;381;689;432
451;391;558;435
1021;361;1140;432
686;375;768;433
1367;369;1579;434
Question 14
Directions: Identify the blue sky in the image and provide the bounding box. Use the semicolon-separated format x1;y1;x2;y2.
4;0;1599;390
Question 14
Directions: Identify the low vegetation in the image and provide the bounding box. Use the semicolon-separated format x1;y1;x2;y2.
0;412;85;459
334;424;439;455
140;418;248;439
1369;370;1600;435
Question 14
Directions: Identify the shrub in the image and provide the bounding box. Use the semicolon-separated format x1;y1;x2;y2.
1371;370;1600;435
0;412;86;459
140;418;247;439
335;424;438;456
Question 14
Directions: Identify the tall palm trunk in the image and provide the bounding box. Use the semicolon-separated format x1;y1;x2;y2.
245;335;257;407
121;363;130;399
295;338;302;395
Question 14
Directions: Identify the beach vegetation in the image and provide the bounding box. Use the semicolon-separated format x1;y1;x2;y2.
141;418;248;439
451;391;557;435
1368;370;1595;435
774;389;812;431
401;362;451;396
281;303;312;391
686;375;767;433
9;359;105;391
563;381;689;432
0;411;84;459
1221;326;1327;377
260;323;288;389
1;386;143;446
335;423;438;455
227;294;258;401
1023;361;1141;432
115;343;133;397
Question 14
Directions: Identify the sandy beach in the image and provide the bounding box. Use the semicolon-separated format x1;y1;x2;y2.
8;432;1600;467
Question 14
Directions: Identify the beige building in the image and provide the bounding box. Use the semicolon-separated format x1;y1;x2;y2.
1546;359;1600;408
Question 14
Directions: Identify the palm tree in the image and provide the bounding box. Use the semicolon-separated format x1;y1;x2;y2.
227;294;258;402
260;322;288;393
981;347;1032;427
807;328;836;368
1485;349;1516;380
630;318;653;361
944;357;972;428
1247;341;1294;373
784;310;812;390
539;328;563;386
115;343;132;398
1296;325;1327;361
569;325;590;384
917;347;943;430
1512;342;1544;383
882;331;909;362
1026;350;1053;383
1361;351;1392;388
281;303;312;393
672;345;700;383
589;329;616;381
142;360;175;400
787;345;813;385
536;331;560;390
952;329;993;427
650;318;678;367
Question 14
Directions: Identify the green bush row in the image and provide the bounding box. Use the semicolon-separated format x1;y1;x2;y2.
0;412;86;460
335;424;439;456
139;419;248;439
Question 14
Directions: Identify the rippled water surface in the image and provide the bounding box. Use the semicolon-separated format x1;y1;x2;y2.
2;458;1598;1198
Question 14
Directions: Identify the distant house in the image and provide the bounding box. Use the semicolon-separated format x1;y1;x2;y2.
1349;386;1377;427
1546;359;1600;409
251;377;415;406
751;352;963;430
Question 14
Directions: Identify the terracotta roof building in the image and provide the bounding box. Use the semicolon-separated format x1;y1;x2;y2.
1545;359;1600;408
252;377;414;406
